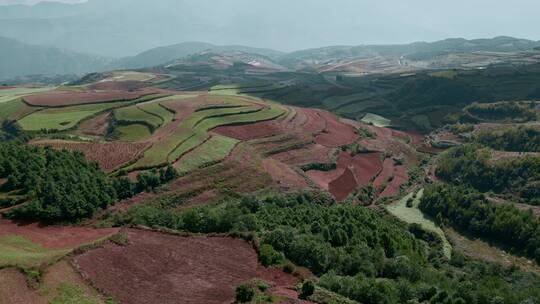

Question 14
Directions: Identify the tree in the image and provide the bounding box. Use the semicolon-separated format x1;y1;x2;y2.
300;280;315;299
235;284;255;303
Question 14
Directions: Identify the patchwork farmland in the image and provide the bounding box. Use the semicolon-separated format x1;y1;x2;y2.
0;70;437;304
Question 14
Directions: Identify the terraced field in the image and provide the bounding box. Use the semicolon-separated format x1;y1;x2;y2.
19;101;130;131
114;104;163;130
175;135;239;174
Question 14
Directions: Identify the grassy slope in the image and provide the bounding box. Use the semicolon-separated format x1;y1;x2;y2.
175;135;239;173
0;235;68;268
386;189;452;258
114;105;162;129
18;101;129;131
0;98;38;122
116;124;152;142
138;102;174;124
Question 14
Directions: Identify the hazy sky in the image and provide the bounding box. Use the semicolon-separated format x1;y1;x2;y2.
0;0;539;56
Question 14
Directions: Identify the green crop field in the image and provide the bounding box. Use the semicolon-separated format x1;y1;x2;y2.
18;101;129;131
0;87;53;104
386;189;452;258
114;105;162;129
0;235;68;268
175;135;238;173
138;102;175;124
115;124;152;142
131;96;284;169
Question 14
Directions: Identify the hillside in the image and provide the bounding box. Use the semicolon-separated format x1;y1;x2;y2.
1;67;540;303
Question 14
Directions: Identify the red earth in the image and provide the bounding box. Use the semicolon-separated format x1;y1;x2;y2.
23;89;158;107
213;120;284;140
329;168;358;201
0;219;118;249
315;111;358;147
272;144;333;166
73;229;258;304
262;158;311;190
380;165;408;198
373;158;395;191
31;140;151;172
76;112;111;136
307;152;383;200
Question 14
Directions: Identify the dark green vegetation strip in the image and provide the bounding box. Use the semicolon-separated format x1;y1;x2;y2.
420;183;540;264
436;144;540;205
476;127;540;152
0;142;178;223
108;191;540;304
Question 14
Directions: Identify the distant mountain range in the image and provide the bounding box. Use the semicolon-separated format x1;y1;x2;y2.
2;35;540;81
0;36;111;80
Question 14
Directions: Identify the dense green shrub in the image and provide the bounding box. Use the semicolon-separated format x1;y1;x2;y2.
0;143;115;222
258;244;283;267
436;144;540;204
235;284;255;303
300;280;315;299
476;127;540;152
419;182;540;263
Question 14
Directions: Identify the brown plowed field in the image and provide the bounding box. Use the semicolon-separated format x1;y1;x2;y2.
76;112;111;136
73;229;258;304
31;140;151;172
315;111;358;147
373;158;394;191
380;165;408;198
0;261;106;304
0;268;44;304
213;119;284;140
306;152;383;200
23;89;157;107
329;168;357;201
0;219;118;249
263;158;310;190
272;144;332;166
300;109;327;134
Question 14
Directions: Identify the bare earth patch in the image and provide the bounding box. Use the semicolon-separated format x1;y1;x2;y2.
73;229;258;304
0;219;118;250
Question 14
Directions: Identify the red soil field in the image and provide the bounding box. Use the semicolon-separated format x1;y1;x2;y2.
315;111;358;147
0;268;43;304
0;219;118;249
373;158;394;191
73;229;259;304
299;109;327;134
380;165;408;198
272;144;332;166
262;158;310;190
307;152;383;200
213;120;284;140
342;152;383;187
23;89;157;107
306;167;345;191
32;140;151;172
329;168;357;201
76;112;111;136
